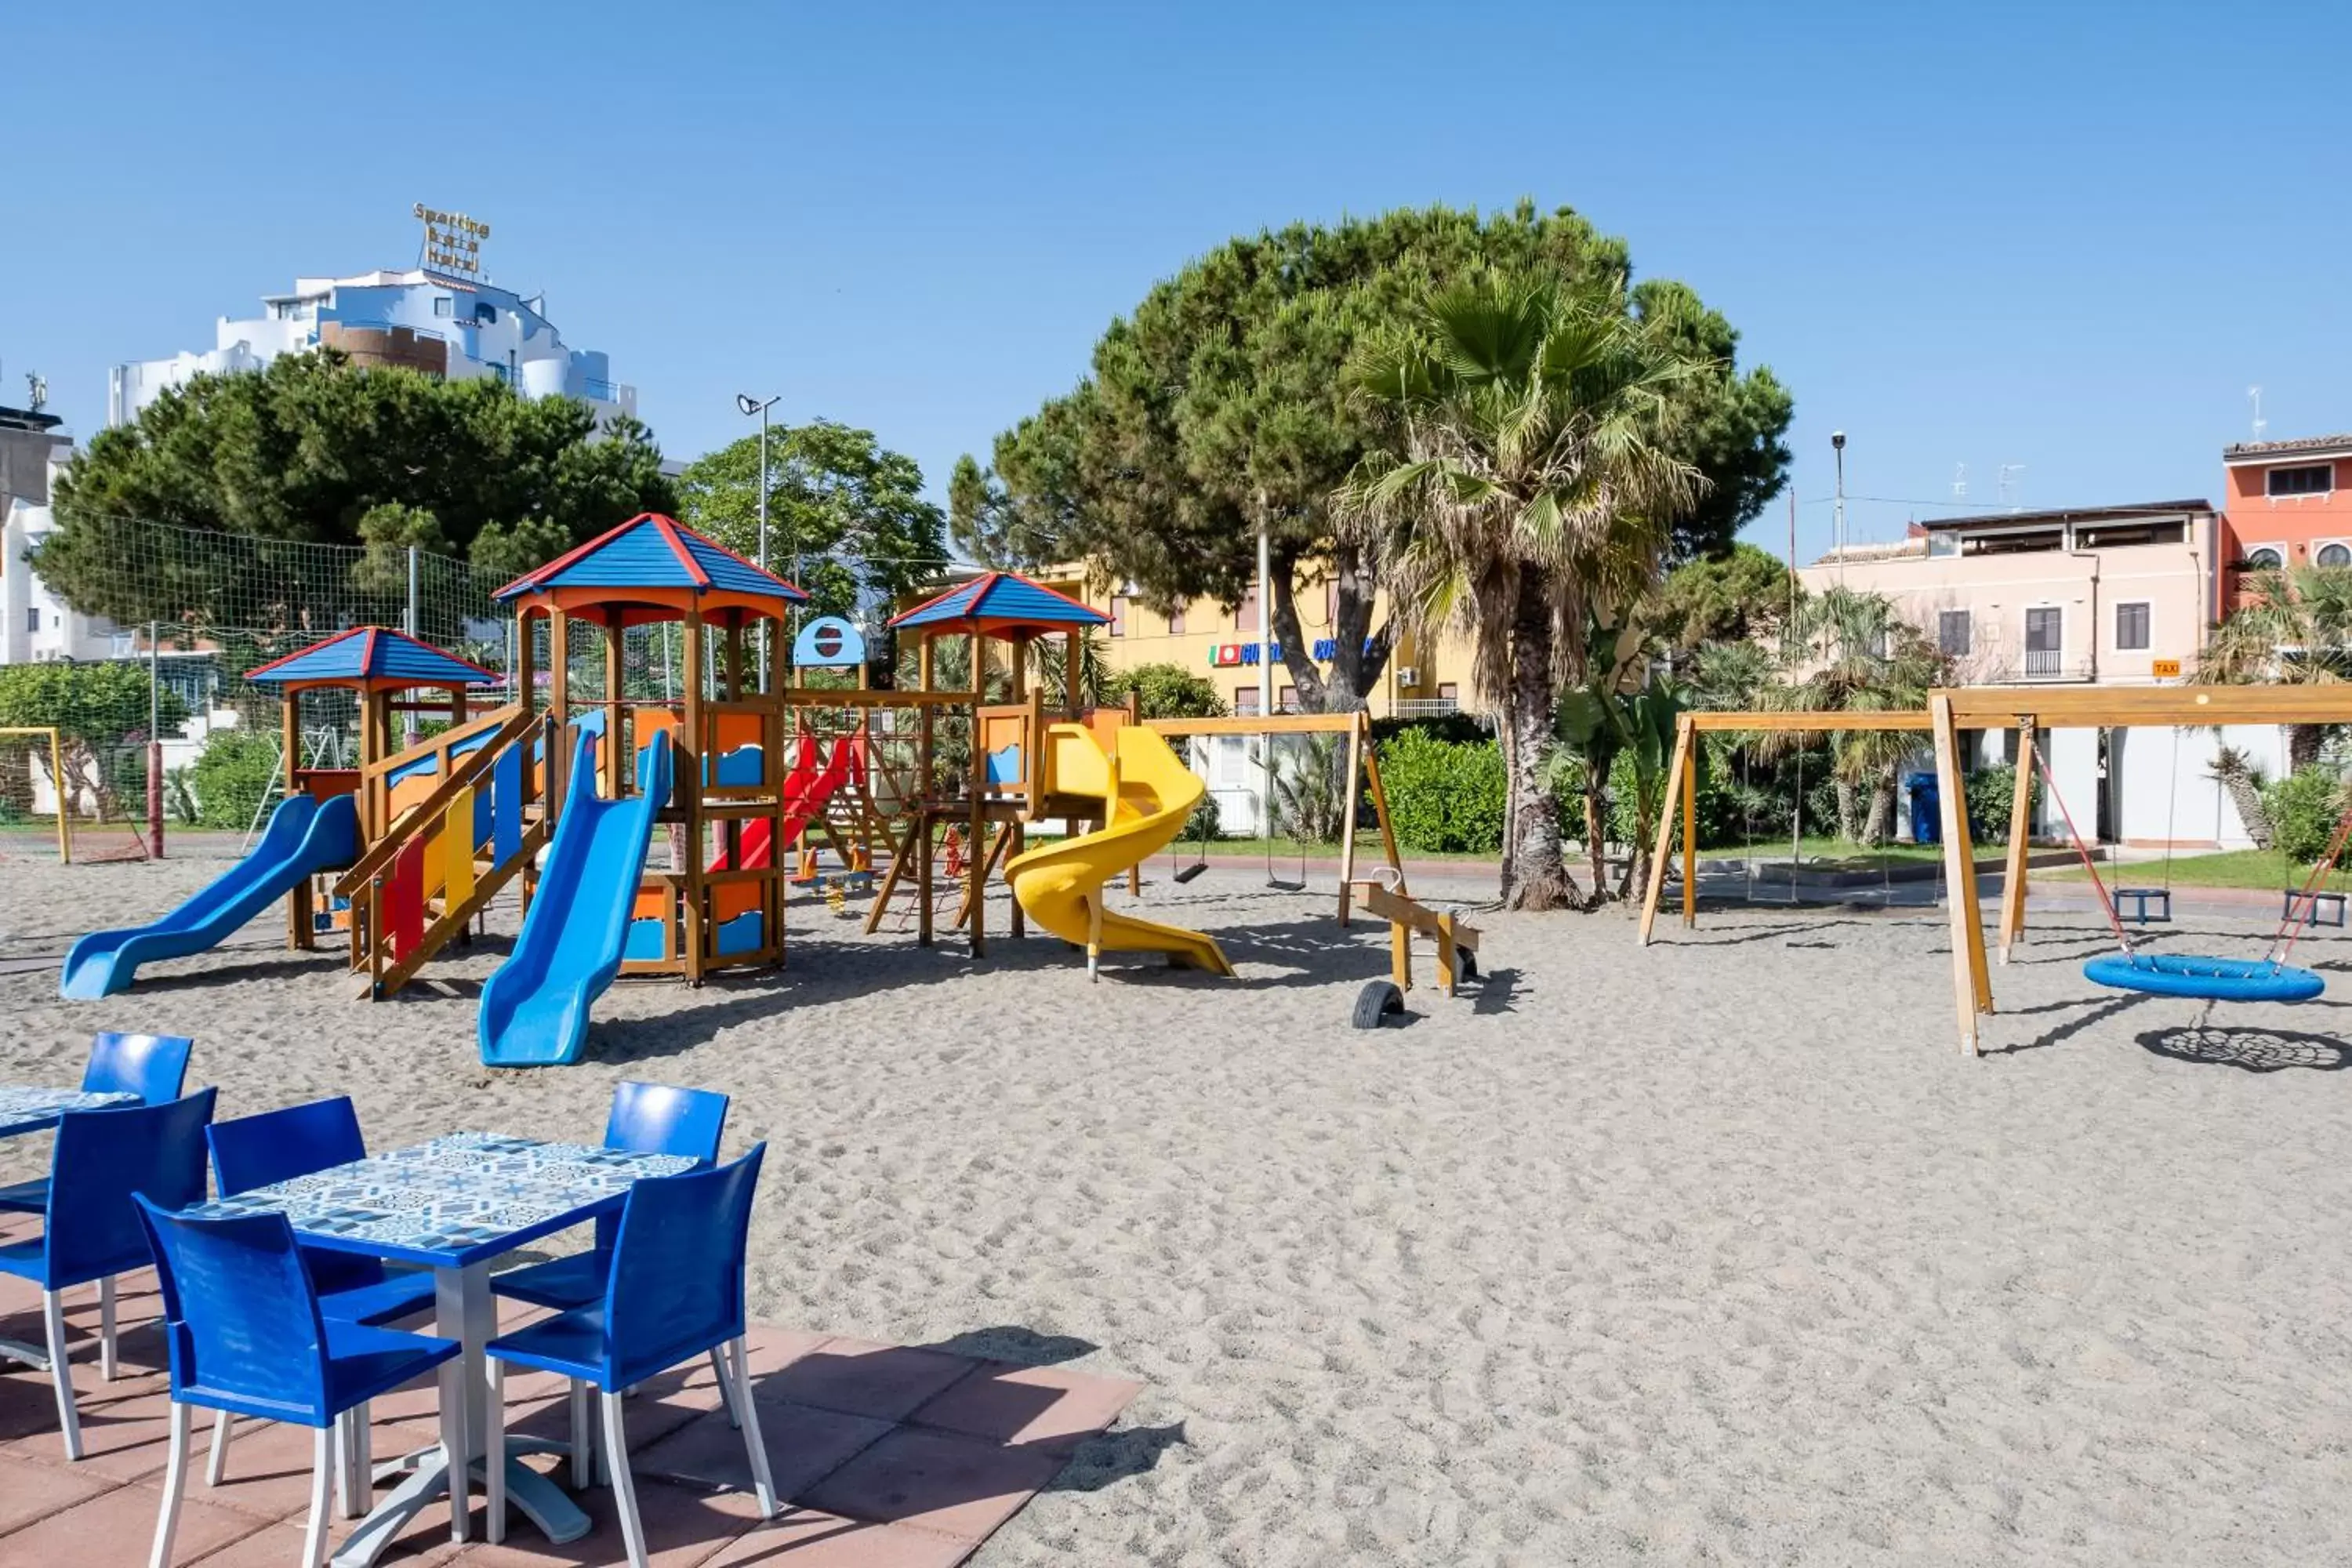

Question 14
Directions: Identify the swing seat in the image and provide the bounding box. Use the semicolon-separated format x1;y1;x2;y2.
2281;889;2349;928
2113;887;2172;924
2083;953;2325;1004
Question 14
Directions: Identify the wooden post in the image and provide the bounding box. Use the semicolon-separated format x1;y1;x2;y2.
1338;714;1365;924
602;608;625;800
1998;718;2037;964
515;607;537;717
547;608;572;818
769;613;789;969
1931;695;1990;1055
1679;724;1700;928
917;811;936;946
1063;630;1081;717
681;611;706;982
1363;741;1407;898
967;634;988;959
1638;714;1694;946
283;690;310;949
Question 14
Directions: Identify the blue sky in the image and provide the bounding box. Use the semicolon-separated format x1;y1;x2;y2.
6;2;2346;563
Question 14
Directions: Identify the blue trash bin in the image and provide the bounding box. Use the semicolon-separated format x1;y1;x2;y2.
1906;772;1940;845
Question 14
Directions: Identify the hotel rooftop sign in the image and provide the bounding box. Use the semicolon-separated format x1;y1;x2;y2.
414;204;490;277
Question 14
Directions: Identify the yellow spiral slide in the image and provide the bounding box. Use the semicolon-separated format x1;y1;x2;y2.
1006;724;1236;978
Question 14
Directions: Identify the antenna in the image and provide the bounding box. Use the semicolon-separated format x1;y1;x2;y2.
2249;386;2266;441
1998;463;2025;510
1951;463;1968;503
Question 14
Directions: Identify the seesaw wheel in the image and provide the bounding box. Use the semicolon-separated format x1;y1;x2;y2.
1352;978;1406;1029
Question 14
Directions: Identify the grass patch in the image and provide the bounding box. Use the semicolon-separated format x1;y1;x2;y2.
2042;848;2351;891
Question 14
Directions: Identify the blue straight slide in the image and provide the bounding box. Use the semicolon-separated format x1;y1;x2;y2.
478;726;674;1068
59;793;360;1000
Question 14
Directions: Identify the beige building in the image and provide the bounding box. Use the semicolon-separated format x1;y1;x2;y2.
1800;500;2281;848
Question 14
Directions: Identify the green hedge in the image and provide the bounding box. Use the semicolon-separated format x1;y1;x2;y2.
1377;729;1504;853
189;729;281;830
1963;763;2040;844
2265;766;2347;865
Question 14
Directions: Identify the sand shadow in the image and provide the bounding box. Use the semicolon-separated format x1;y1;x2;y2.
1469;966;1520;1015
2138;1024;2352;1073
1984;993;2151;1054
919;1327;1096;1366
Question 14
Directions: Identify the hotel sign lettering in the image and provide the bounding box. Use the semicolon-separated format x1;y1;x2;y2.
415;204;491;276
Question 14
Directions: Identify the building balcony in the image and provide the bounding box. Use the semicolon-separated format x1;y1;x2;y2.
1391;697;1466;720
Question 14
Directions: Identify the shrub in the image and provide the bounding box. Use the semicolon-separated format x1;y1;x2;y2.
1377;729;1504;854
1182;789;1221;844
1964;762;2041;844
2264;765;2348;865
1104;662;1226;720
189;728;281;830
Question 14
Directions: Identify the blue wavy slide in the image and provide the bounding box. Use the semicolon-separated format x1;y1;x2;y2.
478;726;673;1067
59;793;360;1000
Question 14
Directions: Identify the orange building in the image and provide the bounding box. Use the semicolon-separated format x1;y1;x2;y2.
2220;433;2352;603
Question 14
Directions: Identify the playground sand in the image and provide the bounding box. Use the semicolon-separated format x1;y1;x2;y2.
7;855;2352;1566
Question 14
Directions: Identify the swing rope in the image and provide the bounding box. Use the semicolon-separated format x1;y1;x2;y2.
2027;739;2136;954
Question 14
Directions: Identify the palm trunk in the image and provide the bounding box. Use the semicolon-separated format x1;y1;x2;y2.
2290;724;2324;771
1860;773;1894;846
1502;575;1581;911
1835;779;1860;844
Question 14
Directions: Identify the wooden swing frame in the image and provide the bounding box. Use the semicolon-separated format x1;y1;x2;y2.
1637;685;2352;1058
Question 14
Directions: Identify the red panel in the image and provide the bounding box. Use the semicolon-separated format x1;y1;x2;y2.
387;837;426;961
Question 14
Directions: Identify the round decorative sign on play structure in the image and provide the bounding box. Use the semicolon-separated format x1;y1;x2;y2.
792;615;866;669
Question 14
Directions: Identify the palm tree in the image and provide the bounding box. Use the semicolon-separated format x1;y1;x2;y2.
2198;564;2352;768
1758;586;1945;845
1340;271;1706;909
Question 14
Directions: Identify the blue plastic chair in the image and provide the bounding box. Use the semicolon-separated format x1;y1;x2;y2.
205;1098;438;1494
485;1145;774;1562
492;1083;729;1312
135;1198;461;1568
0;1032;194;1215
0;1090;215;1461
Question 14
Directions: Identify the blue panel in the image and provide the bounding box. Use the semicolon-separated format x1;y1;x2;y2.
543;524;683;590
985;742;1023;786
713;911;763;956
622;917;666;963
710;746;764;788
492;744;522;865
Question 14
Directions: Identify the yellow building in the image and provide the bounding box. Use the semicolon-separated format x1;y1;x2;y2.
904;563;1479;720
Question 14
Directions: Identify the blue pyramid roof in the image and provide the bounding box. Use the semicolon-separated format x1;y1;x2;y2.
493;513;809;604
890;571;1109;633
244;627;497;688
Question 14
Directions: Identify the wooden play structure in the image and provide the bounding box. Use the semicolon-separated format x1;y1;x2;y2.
241;628;505;967
1638;685;2352;1057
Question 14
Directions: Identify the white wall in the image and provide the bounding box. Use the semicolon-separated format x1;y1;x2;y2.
2114;722;2285;849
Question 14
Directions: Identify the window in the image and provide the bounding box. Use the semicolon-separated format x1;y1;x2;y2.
1166;604;1185;636
2115;601;2151;651
432;296;453;318
2024;607;2063;677
1937;610;1971;657
1109;597;1127;637
1235;586;1259;632
2319;542;2352;568
2267;463;2334;498
1278;684;1298;714
1234;684;1261;716
2245;546;2285;569
474;302;497;325
24;608;38;634
1438;682;1460;710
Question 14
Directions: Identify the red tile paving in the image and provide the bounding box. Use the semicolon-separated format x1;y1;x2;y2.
0;1323;1142;1568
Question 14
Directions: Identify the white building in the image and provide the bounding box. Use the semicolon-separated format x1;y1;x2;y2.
0;405;126;664
109;267;635;429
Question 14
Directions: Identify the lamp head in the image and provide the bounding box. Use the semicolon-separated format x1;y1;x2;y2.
1831;430;1846;451
735;394;761;416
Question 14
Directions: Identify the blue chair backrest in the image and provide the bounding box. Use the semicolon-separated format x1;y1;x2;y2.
604;1082;729;1165
135;1197;329;1423
85;1032;194;1105
46;1090;217;1288
601;1144;765;1390
209;1098;367;1196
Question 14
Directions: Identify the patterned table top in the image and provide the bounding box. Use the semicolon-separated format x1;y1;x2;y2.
0;1085;140;1138
190;1131;696;1269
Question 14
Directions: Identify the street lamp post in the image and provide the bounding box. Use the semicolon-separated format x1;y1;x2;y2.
1830;430;1848;585
736;393;782;686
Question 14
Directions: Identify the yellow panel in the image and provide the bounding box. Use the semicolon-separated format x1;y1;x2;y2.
443;786;476;909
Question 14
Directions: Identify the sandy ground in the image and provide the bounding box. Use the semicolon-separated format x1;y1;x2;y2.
5;840;2352;1566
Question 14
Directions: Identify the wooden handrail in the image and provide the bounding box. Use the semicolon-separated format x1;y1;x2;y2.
335;707;544;896
361;702;523;782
